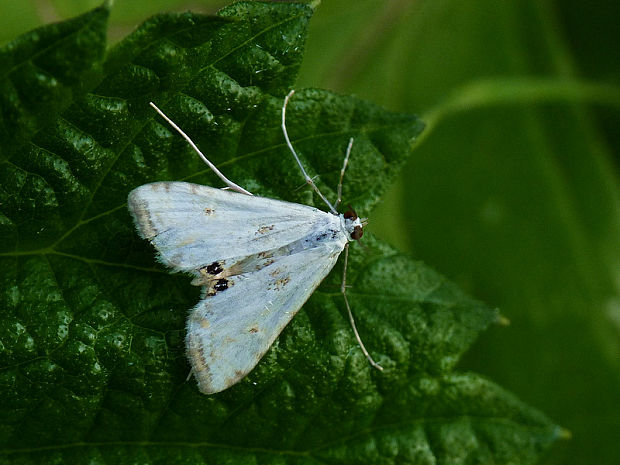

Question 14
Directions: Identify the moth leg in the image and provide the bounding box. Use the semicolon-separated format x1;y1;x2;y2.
341;243;384;371
282;90;338;214
293;175;320;193
334;137;354;211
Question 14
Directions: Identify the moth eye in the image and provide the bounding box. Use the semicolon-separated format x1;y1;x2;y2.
344;206;358;220
351;226;363;240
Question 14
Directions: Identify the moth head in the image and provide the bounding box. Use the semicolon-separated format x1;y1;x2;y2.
343;206;365;241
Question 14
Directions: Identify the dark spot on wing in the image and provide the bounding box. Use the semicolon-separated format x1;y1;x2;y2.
206;261;223;275
205;276;231;296
204;207;214;215
256;258;275;270
249;326;258;333
305;230;340;244
214;278;229;292
256;225;275;235
268;276;291;290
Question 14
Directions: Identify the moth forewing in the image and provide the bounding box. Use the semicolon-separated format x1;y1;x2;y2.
128;182;337;273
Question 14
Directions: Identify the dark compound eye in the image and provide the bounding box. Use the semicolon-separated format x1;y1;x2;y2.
214;278;229;292
344;206;358;220
351;225;364;240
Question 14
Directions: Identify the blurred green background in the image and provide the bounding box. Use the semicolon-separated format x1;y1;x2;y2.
2;1;619;464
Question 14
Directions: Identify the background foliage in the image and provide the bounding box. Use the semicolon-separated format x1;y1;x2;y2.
1;1;619;464
298;1;620;464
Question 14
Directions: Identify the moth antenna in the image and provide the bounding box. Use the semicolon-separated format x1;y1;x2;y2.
334;137;354;210
282;90;338;214
149;102;253;196
341;244;383;371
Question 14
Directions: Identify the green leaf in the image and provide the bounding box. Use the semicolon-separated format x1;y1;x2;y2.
0;4;109;159
0;2;561;463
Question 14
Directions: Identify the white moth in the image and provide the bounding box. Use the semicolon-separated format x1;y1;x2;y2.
128;91;382;394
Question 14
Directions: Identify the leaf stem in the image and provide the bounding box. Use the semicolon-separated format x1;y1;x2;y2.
417;77;620;148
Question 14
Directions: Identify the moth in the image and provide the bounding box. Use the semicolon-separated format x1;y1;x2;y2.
128;91;382;394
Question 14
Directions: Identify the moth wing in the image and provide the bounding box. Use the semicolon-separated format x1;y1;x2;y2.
186;242;344;394
128;181;333;271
